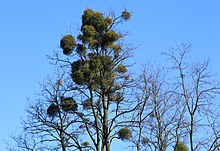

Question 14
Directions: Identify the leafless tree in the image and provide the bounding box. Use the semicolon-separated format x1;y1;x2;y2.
131;65;188;151
8;69;87;151
162;43;220;151
130;44;220;151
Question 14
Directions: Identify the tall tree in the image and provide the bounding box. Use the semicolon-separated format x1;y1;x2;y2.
58;8;136;151
9;9;137;151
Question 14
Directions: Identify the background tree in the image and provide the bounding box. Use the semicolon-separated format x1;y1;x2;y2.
162;43;220;151
131;65;188;151
130;44;220;151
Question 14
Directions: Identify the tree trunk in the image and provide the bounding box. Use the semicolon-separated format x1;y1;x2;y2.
102;107;110;151
96;113;101;151
101;92;110;151
190;114;194;151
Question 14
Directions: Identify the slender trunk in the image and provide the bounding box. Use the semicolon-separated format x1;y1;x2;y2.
102;93;110;151
56;89;66;151
190;114;194;151
152;85;164;151
59;115;66;151
137;124;142;151
137;105;142;151
96;113;101;151
103;107;110;151
158;118;163;151
61;132;66;151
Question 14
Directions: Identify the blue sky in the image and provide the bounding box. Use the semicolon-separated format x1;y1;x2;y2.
1;1;220;150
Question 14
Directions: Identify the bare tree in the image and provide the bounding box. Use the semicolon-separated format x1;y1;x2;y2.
132;65;188;151
130;44;220;151
8;69;87;151
162;43;220;151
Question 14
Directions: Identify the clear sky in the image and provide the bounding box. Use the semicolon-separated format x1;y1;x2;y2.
1;1;220;150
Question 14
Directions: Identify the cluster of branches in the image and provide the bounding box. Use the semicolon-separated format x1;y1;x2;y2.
131;44;220;151
7;9;220;151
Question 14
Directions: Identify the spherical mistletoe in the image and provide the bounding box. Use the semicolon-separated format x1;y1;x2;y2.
118;128;132;141
71;60;90;85
115;64;127;73
60;97;78;112
102;30;120;46
47;103;58;117
105;17;113;25
60;35;76;55
122;10;131;20
175;141;188;151
82;9;106;33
